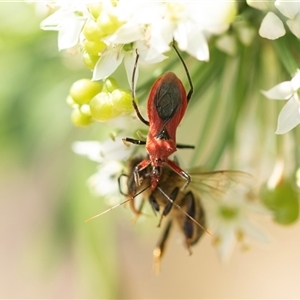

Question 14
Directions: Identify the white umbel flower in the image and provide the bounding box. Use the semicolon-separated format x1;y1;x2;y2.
262;70;300;134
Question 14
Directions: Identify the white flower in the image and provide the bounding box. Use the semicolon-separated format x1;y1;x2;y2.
72;136;131;202
247;0;273;11
259;12;286;40
247;0;300;39
275;0;300;20
202;187;270;261
72;137;132;163
88;160;125;204
262;70;300;134
147;1;236;61
72;115;148;200
92;41;166;85
40;1;236;79
40;1;88;50
276;0;300;38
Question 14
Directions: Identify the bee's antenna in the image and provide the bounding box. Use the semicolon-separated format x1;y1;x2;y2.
85;184;151;222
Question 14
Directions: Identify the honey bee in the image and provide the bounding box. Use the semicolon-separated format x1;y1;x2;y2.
120;156;252;273
88;156;253;272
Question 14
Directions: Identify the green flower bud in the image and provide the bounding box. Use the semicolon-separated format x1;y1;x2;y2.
112;88;134;114
71;108;93;127
82;39;106;56
88;2;103;19
96;12;123;37
90;92;120;122
102;77;119;93
69;79;103;105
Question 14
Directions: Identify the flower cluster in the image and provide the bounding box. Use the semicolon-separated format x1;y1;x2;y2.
247;0;300;40
41;0;236;84
203;186;270;261
37;0;300;261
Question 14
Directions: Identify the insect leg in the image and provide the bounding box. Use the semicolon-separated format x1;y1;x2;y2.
118;172;147;218
149;194;160;215
157;187;179;227
153;219;172;275
122;137;146;146
130;197;146;224
176;143;195;149
118;173;129;196
157;186;211;236
172;41;194;103
131;50;149;126
166;158;191;190
134;158;151;186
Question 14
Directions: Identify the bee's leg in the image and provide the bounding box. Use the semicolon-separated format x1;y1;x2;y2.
149;194;160;215
182;191;196;254
130;197;146;224
157;187;179;227
153;219;172;275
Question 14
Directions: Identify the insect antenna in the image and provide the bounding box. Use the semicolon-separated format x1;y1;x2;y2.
131;50;149;126
157;186;212;236
85;184;151;222
172;41;194;102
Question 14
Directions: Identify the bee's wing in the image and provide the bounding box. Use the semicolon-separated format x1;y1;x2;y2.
187;169;254;196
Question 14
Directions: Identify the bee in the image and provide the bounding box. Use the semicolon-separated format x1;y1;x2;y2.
119;156;252;273
122;157;205;242
88;156;252;272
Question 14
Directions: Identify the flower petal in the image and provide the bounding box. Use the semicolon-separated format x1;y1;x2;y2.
124;52;137;88
92;48;124;80
40;8;65;31
246;0;273;11
291;70;300;91
275;0;300;19
57;14;85;50
148;19;175;53
276;96;300;134
287;17;300;39
106;22;144;44
215;34;237;56
262;81;294;100
72;141;104;162
136;39;167;64
259;12;286;40
175;23;209;61
216;225;236;262
240;219;270;243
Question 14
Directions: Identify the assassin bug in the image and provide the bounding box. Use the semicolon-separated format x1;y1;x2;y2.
123;42;194;191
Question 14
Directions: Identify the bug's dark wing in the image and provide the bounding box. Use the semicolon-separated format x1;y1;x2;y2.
154;79;182;121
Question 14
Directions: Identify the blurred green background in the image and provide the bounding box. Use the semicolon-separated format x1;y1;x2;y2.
1;2;300;299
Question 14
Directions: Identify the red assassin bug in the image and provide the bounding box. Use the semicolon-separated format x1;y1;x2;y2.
123;42;194;191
